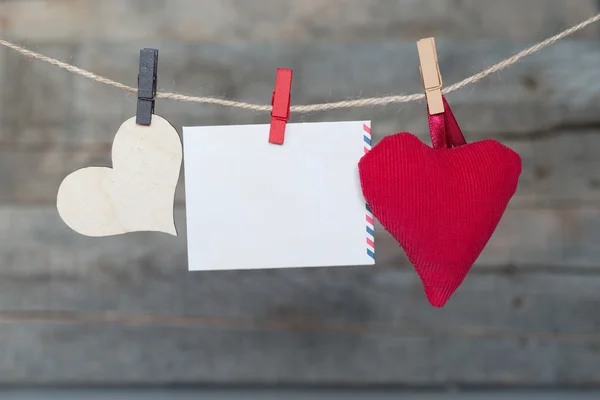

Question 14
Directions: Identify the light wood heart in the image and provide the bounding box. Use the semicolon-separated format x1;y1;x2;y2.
57;115;182;237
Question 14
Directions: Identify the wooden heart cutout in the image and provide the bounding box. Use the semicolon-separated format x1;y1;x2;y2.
57;115;182;237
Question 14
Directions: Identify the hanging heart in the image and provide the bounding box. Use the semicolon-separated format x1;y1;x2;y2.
56;115;182;237
358;96;521;307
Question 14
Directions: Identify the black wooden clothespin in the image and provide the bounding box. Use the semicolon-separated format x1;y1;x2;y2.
136;48;159;125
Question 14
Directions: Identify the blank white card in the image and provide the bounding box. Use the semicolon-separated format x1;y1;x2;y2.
183;121;375;271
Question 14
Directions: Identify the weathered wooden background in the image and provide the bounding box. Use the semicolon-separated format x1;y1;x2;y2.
0;0;600;386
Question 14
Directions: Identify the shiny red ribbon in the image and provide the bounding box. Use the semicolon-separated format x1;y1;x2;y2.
427;95;467;150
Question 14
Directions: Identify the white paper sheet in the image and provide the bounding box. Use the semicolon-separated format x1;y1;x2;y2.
183;121;375;270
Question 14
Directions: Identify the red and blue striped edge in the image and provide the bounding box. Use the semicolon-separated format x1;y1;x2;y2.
363;123;375;261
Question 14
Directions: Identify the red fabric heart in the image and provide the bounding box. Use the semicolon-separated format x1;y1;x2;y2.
358;96;521;307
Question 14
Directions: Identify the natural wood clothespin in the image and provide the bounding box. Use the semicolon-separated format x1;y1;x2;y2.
417;37;444;115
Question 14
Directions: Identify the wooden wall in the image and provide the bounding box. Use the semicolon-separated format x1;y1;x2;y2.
0;0;600;385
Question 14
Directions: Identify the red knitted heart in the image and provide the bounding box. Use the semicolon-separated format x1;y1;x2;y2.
358;97;521;307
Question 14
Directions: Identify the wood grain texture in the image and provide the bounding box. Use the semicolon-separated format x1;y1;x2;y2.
1;130;599;208
1;1;599;386
56;115;182;237
0;0;598;42
1;319;599;385
0;241;599;384
1;41;598;150
0;207;599;279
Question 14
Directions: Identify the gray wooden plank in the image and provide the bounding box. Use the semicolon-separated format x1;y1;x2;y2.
2;205;600;287
4;389;600;400
75;39;598;140
0;323;597;385
2;41;598;149
1;267;600;384
513;131;600;207
3;236;600;333
1;0;599;389
0;42;79;146
0;200;599;385
0;206;600;274
0;130;599;208
1;0;598;42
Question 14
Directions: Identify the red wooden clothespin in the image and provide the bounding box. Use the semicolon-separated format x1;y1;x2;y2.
269;68;293;145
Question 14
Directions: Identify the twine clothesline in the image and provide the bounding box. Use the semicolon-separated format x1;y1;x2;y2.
0;13;599;114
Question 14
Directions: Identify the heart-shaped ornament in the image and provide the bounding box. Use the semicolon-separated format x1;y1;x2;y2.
359;97;521;307
57;115;182;237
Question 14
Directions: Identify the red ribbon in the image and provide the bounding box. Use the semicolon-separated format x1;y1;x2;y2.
427;95;467;150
